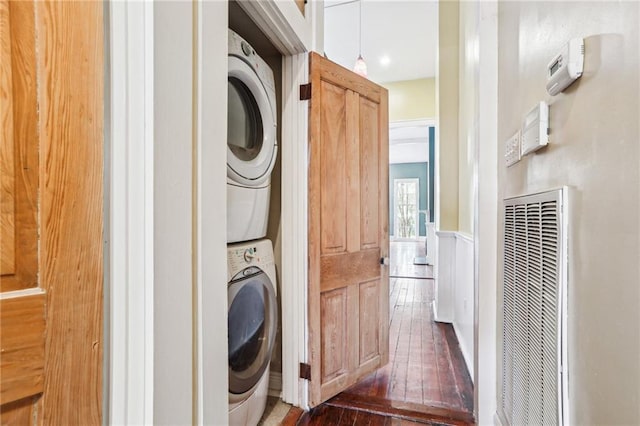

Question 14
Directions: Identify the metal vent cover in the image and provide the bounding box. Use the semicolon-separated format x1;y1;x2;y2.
499;188;569;426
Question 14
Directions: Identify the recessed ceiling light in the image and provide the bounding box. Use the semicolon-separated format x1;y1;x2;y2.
380;55;391;66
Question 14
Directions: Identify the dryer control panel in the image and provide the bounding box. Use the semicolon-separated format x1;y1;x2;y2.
228;29;276;92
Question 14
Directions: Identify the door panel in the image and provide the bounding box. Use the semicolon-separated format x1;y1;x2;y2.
0;0;15;276
0;0;103;423
359;97;380;249
0;293;45;403
0;0;39;292
358;280;379;364
319;81;347;253
308;52;389;407
320;288;348;382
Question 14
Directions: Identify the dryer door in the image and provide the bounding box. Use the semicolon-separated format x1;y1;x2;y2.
227;267;277;395
227;56;277;186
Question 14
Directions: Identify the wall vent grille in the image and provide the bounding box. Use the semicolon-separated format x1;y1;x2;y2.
499;188;568;426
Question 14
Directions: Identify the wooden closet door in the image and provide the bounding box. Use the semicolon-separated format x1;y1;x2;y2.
307;52;390;407
0;1;103;423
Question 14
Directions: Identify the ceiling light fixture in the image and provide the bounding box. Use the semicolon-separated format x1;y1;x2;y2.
353;0;367;77
380;55;390;66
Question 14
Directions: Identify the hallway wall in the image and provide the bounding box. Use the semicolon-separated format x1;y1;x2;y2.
457;2;477;237
436;0;459;232
436;0;476;236
383;78;436;122
497;2;640;423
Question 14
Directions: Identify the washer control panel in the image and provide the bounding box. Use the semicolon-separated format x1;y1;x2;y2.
227;241;274;280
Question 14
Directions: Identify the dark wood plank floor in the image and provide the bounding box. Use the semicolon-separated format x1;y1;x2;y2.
294;404;458;425
284;243;474;425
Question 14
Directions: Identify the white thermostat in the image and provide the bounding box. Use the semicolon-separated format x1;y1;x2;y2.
546;38;584;96
521;101;549;155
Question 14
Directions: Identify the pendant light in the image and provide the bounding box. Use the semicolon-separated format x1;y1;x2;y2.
353;0;367;77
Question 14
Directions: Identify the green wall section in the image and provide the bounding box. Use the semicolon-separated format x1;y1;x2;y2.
389;162;428;237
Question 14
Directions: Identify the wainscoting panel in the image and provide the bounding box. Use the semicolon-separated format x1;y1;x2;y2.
453;233;474;380
434;231;474;378
434;231;456;323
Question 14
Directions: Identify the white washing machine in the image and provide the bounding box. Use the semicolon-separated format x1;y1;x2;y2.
227;239;278;426
227;29;278;243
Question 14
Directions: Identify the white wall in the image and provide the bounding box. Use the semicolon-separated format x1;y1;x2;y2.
152;2;229;424
457;0;477;236
389;143;429;164
199;2;230;424
153;2;194;423
497;2;640;423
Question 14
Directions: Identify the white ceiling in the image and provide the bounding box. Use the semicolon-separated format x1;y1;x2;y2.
324;0;439;84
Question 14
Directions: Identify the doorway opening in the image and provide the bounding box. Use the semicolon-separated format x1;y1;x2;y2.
312;0;475;423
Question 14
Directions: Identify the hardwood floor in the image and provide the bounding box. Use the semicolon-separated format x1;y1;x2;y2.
294;404;464;425
283;242;474;425
338;279;473;412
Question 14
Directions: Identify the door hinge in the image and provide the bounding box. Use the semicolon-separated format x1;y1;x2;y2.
299;362;311;380
300;83;311;101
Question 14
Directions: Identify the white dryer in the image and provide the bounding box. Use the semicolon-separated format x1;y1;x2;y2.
227;239;278;426
227;29;278;243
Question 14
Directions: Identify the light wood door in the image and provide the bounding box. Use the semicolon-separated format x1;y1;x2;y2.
0;0;103;423
308;52;389;407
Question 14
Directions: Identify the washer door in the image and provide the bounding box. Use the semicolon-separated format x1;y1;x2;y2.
227;56;277;186
227;268;277;395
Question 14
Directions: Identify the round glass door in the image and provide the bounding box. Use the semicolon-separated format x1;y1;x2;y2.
227;77;263;162
227;56;277;185
227;270;277;395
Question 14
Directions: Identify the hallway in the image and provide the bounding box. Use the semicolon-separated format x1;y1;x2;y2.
293;242;474;425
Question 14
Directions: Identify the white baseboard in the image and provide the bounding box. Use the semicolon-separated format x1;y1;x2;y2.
432;300;452;324
268;372;282;397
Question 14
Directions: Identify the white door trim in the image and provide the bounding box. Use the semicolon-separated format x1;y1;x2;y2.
474;2;499;424
107;1;155;424
236;0;312;55
280;52;310;408
197;2;231;424
389;117;437;129
236;3;318;410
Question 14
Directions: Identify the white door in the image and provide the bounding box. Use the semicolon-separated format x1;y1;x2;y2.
393;178;419;240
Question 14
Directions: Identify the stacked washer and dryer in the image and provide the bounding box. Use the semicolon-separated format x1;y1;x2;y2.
226;29;279;426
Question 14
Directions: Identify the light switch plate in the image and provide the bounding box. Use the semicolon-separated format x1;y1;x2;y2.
521;101;549;155
505;131;521;167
